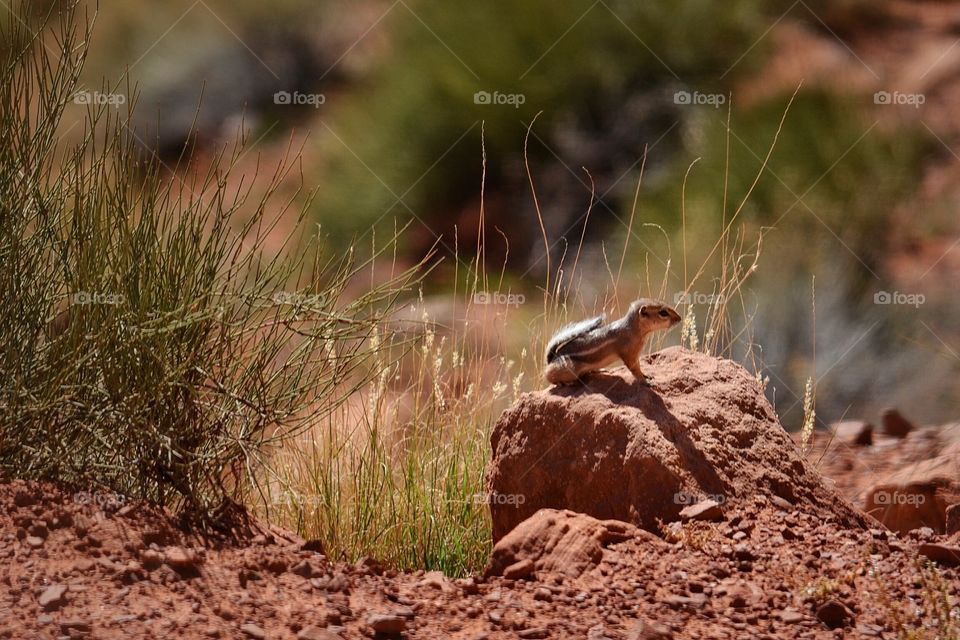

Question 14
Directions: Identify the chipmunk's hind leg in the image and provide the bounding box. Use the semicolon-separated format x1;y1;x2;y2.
545;356;582;385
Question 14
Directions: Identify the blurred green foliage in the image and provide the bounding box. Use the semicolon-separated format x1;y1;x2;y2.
629;90;934;426
641;91;930;279
314;0;779;242
35;0;945;424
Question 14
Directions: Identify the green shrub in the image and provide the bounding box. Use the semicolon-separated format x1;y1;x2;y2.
0;2;421;520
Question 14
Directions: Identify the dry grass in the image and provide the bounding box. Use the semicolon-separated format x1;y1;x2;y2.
657;518;721;552
258;101;789;574
4;1;810;578
0;2;423;520
872;557;960;640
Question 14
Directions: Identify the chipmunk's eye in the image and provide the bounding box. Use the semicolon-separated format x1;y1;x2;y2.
659;309;669;317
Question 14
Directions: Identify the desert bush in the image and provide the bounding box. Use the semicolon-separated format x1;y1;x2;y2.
0;2;421;520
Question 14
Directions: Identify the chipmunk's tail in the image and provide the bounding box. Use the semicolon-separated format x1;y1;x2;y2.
545;315;604;362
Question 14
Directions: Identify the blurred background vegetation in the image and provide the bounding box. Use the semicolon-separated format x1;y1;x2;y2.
10;0;960;429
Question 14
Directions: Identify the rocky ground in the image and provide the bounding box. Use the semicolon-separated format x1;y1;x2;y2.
6;2;960;638
0;478;958;639
2;347;959;639
811;413;960;536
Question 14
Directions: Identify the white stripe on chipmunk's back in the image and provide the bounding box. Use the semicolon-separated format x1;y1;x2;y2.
563;333;620;361
546;315;605;361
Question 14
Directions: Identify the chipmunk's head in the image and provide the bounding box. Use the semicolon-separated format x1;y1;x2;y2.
629;298;681;332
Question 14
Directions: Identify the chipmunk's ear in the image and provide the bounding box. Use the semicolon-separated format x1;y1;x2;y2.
638;304;651;317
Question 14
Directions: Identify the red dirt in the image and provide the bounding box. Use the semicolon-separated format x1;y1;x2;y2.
1;476;957;639
2;349;959;638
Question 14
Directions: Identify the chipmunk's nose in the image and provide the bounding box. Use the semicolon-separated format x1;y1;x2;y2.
668;308;682;324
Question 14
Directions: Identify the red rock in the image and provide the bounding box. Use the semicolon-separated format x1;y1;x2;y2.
770;496;794;511
416;570;452;592
627;619;673;639
60;620;92;633
485;509;657;579
881;408;914;438
300;539;324;553
779;609;804;623
726;582;761;610
864;454;960;533
290;559;316;578
38;584;67;611
354;556;382;575
486;348;865;541
2;386;955;640
457;577;480;594
240;622;266;639
140;549;163;568
679;499;723;522
663;594;705;610
163;547;201;569
816;599;854;629
502;559;535;580
297;627;342;640
832;420;873;446
13;490;37;507
918;543;960;567
946;503;960;536
367;613;406;634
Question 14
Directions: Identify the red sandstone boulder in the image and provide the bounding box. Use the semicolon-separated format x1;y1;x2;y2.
863;452;960;534
486;347;866;542
831;420;873;446
881;408;915;438
485;508;659;579
947;503;960;536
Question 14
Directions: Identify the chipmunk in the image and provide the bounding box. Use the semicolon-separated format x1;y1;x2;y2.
544;299;681;385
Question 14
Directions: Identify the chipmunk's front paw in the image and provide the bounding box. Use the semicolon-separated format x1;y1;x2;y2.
630;374;649;386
